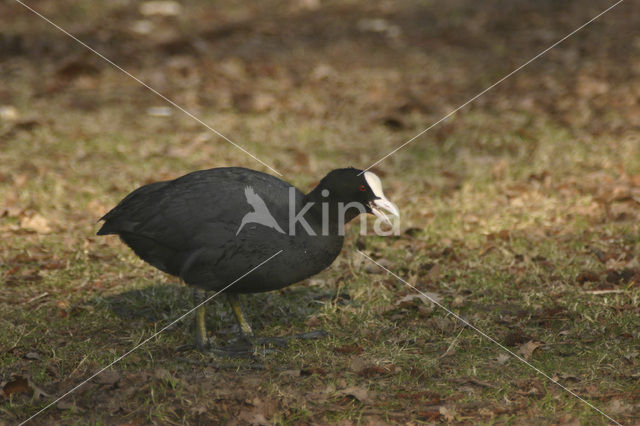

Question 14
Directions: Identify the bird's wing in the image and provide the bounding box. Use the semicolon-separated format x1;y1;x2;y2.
103;176;241;250
100;169;296;249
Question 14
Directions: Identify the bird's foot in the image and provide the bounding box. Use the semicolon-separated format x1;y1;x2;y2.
179;338;266;358
193;334;272;358
212;329;330;357
211;334;258;357
251;329;329;347
177;337;216;353
181;329;329;358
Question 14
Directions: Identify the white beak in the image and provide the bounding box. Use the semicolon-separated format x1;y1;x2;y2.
370;197;400;226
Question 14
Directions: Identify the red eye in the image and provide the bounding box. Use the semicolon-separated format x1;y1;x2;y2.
359;185;367;191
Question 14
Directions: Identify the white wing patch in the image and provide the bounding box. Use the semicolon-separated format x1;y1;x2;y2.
364;171;385;198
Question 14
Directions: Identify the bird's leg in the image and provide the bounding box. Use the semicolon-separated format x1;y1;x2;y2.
187;293;327;357
227;293;254;338
193;288;210;350
188;290;256;358
226;294;327;347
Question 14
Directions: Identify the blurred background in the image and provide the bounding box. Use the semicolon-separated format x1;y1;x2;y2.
1;0;639;232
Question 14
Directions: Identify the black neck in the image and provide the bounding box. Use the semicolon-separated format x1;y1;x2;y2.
303;185;362;235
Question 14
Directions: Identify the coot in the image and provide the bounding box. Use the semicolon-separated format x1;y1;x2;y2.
97;167;399;350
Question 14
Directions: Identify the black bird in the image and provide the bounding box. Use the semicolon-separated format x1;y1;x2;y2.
97;167;399;351
236;186;285;235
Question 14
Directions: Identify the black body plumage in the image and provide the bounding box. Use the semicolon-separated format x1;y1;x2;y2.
98;167;355;293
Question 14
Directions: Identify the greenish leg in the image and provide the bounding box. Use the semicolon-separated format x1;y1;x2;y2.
193;288;209;349
226;293;254;337
189;290;326;356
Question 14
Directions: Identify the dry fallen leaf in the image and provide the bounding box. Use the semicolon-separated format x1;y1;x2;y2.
427;317;454;333
504;331;532;346
24;352;41;361
95;370;121;387
20;214;52;234
417;410;440;421
451;377;497;389
334;344;363;355
439;406;457;422
305;315;321;327
0;105;19;121
300;367;327;376
190;405;208;415
233;410;270;426
451;295;464;308
396;390;440;403
56;399;77;411
479;407;495;418
139;1;182;16
339;386;375;405
425;263;442;281
396;294;428;307
576;74;609;98
356;365;394;378
349;356;368;372
518;340;542;359
2;376;31;398
608;398;632;415
86;199;109;217
394;293;436;318
364;257;394;273
496;353;510;365
56;299;71;310
1;375;49;400
280;369;300;377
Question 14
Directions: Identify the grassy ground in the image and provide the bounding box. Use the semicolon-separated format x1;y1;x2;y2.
1;0;639;424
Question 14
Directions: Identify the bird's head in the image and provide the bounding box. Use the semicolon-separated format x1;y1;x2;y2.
314;168;400;226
